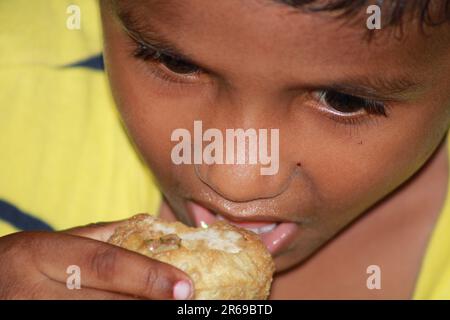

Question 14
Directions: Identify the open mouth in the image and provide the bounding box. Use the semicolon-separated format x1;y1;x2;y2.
186;201;299;255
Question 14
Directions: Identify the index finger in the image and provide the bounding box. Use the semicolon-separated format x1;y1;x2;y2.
28;232;193;300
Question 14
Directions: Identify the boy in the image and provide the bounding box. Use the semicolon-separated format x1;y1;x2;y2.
0;0;449;299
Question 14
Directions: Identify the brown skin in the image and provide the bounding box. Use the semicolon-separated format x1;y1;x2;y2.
1;0;448;299
99;0;450;298
0;222;193;299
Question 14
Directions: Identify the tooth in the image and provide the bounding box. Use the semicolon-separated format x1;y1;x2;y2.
246;227;261;234
258;223;277;233
216;214;226;221
214;214;277;234
246;223;277;234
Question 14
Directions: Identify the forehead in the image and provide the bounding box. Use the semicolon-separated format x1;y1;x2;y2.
112;0;450;84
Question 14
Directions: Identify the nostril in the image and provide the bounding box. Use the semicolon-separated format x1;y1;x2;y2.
194;162;295;203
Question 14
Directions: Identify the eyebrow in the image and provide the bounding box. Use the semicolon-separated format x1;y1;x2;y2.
113;2;200;65
315;75;423;101
112;2;423;101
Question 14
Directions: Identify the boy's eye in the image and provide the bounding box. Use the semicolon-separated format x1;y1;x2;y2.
314;90;387;117
159;54;200;74
134;42;201;75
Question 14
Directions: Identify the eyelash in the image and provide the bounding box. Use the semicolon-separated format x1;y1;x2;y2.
130;38;390;128
132;40;203;84
312;90;390;126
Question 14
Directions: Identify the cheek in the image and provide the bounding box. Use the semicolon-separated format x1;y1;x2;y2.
105;71;197;186
103;45;211;193
101;14;210;187
300;106;448;225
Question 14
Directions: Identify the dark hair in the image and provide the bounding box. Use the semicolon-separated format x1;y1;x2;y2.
278;0;450;27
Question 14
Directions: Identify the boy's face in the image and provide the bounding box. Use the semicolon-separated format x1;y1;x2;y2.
100;0;450;271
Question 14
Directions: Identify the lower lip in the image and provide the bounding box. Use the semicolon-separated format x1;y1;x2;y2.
186;201;299;255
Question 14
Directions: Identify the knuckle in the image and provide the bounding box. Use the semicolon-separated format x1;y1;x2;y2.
89;245;119;282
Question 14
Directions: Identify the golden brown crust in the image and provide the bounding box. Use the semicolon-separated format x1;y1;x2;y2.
108;214;275;299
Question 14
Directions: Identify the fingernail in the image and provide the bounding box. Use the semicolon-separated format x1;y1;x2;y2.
173;280;193;300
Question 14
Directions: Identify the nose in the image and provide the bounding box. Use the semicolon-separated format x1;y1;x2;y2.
192;80;297;202
195;157;293;203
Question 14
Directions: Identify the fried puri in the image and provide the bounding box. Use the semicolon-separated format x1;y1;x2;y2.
108;214;275;299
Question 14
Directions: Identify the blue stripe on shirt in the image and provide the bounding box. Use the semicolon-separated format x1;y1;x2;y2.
0;199;53;231
65;54;104;70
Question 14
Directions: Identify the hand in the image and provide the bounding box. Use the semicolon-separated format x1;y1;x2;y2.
0;220;193;299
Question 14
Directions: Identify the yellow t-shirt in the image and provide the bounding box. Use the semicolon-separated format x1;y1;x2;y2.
0;0;448;299
0;0;161;235
413;137;450;299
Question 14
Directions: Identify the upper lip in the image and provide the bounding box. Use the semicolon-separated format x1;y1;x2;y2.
190;197;301;224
